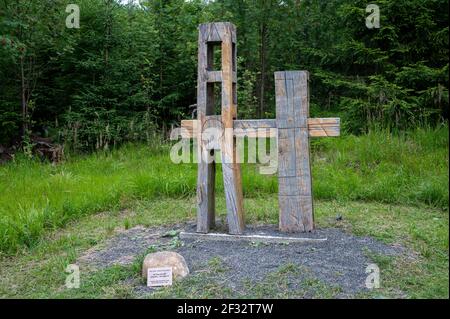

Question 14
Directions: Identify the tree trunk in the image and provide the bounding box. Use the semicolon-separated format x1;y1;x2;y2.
258;22;267;118
104;0;112;66
20;55;28;139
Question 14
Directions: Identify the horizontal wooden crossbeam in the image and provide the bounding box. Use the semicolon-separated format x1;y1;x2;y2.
179;117;340;138
206;71;238;83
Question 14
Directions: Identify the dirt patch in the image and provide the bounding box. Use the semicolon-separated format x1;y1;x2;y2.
77;222;404;298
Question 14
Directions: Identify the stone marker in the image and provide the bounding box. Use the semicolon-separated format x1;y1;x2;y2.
147;267;173;287
142;251;189;281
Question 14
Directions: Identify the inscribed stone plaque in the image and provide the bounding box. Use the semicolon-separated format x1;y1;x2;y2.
147;267;173;287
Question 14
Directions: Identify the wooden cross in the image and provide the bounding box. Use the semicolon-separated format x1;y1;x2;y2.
178;23;340;235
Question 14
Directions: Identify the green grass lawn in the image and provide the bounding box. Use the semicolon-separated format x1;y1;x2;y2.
0;198;447;298
0;126;448;298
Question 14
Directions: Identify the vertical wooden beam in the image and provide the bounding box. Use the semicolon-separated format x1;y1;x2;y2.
275;71;314;232
196;24;216;233
219;23;245;235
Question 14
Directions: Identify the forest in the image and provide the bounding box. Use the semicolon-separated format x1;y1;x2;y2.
1;0;448;152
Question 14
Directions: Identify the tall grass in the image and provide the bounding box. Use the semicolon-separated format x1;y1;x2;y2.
311;125;449;208
0;126;448;254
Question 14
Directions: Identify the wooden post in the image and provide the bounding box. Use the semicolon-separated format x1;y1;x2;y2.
196;23;244;235
196;24;216;233
219;23;244;235
185;21;340;235
275;71;314;232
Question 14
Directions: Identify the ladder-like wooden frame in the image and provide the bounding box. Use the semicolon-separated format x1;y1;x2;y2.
196;22;244;235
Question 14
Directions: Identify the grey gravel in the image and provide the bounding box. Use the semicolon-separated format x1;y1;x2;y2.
78;221;404;297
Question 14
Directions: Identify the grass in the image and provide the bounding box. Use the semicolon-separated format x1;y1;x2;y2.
310;125;449;207
0;126;447;254
0;198;447;298
0;126;448;298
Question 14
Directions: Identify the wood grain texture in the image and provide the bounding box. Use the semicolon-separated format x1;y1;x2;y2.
219;23;245;235
278;128;296;177
207;71;222;82
206;23;222;42
180;118;339;138
186;24;341;235
276;71;314;232
196;23;215;233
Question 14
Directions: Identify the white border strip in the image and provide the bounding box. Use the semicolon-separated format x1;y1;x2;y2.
179;231;327;243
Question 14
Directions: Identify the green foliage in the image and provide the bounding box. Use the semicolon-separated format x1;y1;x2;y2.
0;0;448;146
237;64;258;119
61;107;160;151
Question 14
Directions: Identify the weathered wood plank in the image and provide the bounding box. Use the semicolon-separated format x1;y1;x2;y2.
279;195;305;232
196;23;215;233
220;23;245;235
307;118;340;137
235;118;339;136
299;195;313;232
278;176;311;196
276;71;314;233
308;118;339;125
234;119;276;129
278;128;296;177
180;118;340;138
294;71;314;232
206;23;222;42
294;128;311;176
207;71;222;82
205;71;237;83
